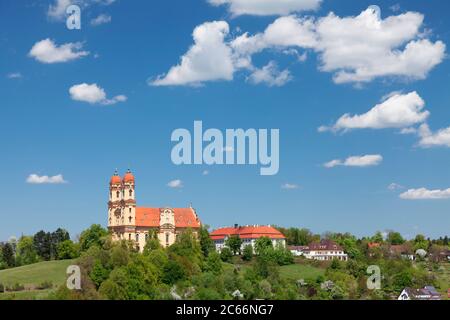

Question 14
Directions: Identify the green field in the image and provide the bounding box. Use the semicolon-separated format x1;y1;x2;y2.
279;263;325;282
0;259;74;288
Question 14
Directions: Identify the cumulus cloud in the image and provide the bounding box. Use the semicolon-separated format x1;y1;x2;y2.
400;187;450;200
247;61;292;87
324;154;383;168
418;123;450;148
320;92;429;132
27;174;67;184
281;183;299;190
314;7;445;83
167;179;183;188
91;14;111;26
48;0;116;20
29;38;89;63
207;0;322;16
69;83;127;105
151;21;234;86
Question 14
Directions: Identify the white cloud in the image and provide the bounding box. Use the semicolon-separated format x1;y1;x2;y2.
29;38;89;63
48;0;115;20
418;123;450;148
314;7;445;84
400;188;450;200
151;21;234;86
247;61;292;87
324;154;383;168
321;92;429;132
202;170;210;176
91;14;111;26
7;72;22;79
27;174;67;184
47;0;72;20
207;0;322;16
69;83;127;105
281;183;299;190
388;183;404;191
151;6;445;87
167;179;183;188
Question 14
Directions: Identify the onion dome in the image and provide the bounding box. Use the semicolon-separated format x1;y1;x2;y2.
110;170;122;184
123;169;135;183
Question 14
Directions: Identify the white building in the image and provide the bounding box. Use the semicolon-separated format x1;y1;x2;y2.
210;225;286;252
290;240;348;261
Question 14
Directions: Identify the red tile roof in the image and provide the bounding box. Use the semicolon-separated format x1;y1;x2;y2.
210;226;285;240
135;207;200;228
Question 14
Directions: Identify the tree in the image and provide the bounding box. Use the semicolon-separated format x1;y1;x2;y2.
225;235;242;255
254;237;273;255
162;259;186;285
242;245;253;261
17;236;39;265
79;224;108;252
50;228;70;259
387;231;405;245
1;243;15;268
33;230;52;261
57;240;79;260
220;247;233;263
204;251;223;275
371;231;384;243
199;225;215;257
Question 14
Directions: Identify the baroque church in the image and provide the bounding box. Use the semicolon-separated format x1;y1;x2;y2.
108;169;201;251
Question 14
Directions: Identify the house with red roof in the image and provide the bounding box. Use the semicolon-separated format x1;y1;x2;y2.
108;170;201;251
210;224;286;252
299;240;348;261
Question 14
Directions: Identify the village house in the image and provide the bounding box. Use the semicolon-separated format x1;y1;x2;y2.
289;240;348;261
389;244;415;261
398;286;441;300
210;225;286;252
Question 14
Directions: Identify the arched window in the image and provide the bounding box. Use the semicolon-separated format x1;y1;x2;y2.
129;207;131;213
136;234;139;242
166;233;170;245
145;233;149;242
116;191;120;198
129;189;133;197
128;216;132;223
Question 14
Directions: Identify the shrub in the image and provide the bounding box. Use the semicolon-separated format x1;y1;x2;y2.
37;281;53;290
220;247;233;263
12;283;25;291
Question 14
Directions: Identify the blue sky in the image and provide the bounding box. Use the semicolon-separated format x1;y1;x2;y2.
1;0;450;241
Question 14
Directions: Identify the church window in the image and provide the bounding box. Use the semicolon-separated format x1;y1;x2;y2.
136;234;139;242
145;233;149;242
128;234;131;241
129;208;131;213
129;189;133;197
166;233;169;244
129;216;132;223
116;191;120;198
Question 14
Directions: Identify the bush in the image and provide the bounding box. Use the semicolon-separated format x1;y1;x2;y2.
37;281;53;290
11;283;25;291
242;245;253;261
220;247;233;263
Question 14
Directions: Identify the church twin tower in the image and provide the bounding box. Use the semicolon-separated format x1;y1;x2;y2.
107;169;201;251
108;169;136;230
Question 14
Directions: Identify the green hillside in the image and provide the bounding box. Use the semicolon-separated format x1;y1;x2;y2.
0;259;75;287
